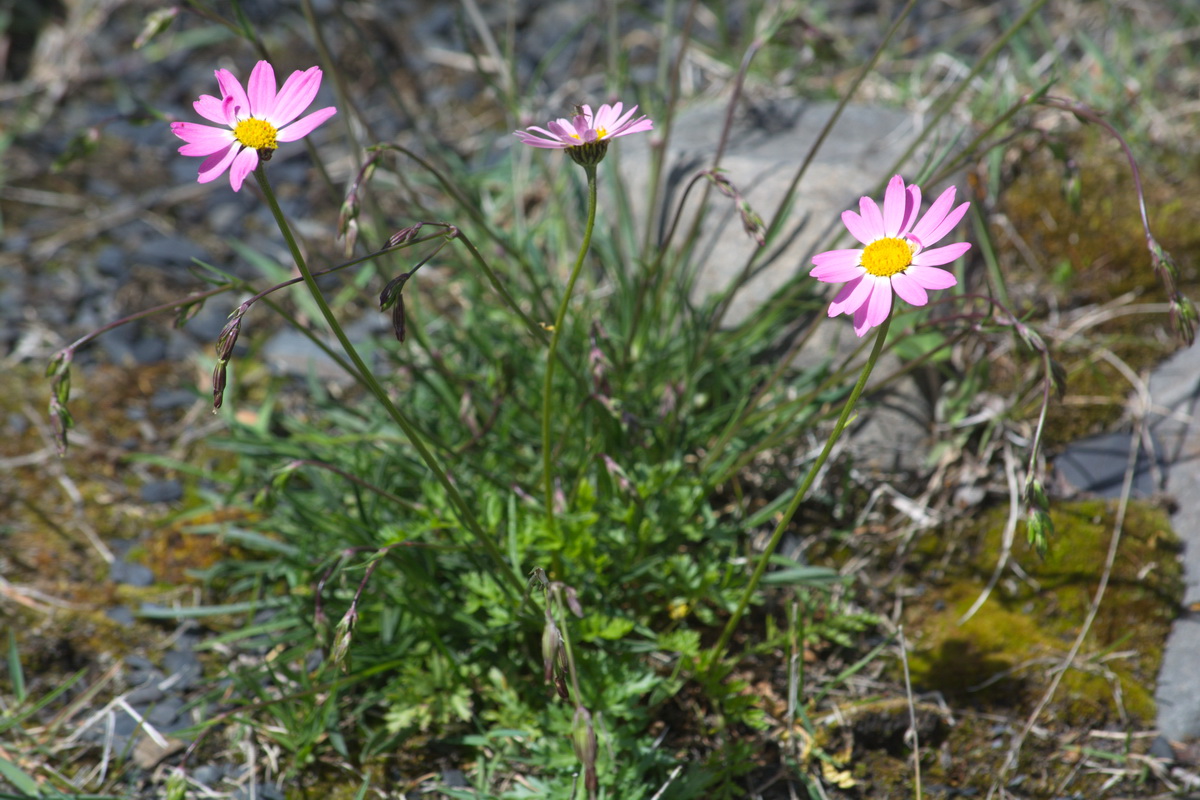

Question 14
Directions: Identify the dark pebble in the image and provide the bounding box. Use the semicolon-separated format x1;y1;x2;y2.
1150;734;1175;761
95;245;125;278
97;319;138;365
236;784;284;800
132;336;167;364
125;683;165;705
146;695;183;727
134;236;208;268
110;560;155;587
150;388;198;411
105;606;137;627
192;765;225;785
162;648;202;691
124;654;156;673
140;479;183;503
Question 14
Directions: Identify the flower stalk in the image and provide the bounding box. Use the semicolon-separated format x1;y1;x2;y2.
542;164;599;538
252;166;521;594
704;314;893;671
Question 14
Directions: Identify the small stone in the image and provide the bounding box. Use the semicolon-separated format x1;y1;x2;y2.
150;388;198;411
125;683;165;705
105;606;137;627
162;648;201;691
110;560;155;587
131;336;167;364
192;765;224;785
140;479;183;504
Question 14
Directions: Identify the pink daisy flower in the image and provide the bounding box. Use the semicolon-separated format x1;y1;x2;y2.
810;174;971;337
514;102;652;166
170;60;337;192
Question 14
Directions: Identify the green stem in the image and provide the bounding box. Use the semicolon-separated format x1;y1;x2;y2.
542;164;599;536
703;314;892;671
253;166;521;594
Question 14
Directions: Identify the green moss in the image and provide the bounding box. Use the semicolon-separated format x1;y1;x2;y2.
822;500;1179;797
994;131;1200;446
906;500;1179;725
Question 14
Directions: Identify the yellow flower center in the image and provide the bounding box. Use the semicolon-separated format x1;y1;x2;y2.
570;127;608;141
861;237;914;278
233;118;278;151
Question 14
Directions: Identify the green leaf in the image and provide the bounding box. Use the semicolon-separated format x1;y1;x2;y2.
0;756;42;797
761;565;842;586
7;631;25;703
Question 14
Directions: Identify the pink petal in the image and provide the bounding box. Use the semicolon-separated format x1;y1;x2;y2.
521;124;566;142
615;104;643;130
593;103;619;130
613;117;653;137
173;124;235;156
840;209;875;246
608;104;638;131
193;94;228;124
881;175;907;237
912;241;971;267
810;250;864;282
247;61;277;118
829;274;873;318
270;66;322;127
827;277;861;316
547;120;576;140
515;134;569;149
919;200;970;249
905;264;958;290
858;195;885;240
899;184;921;235
227;147;259;192
853;303;872;337
215;69;250;118
909;186;966;247
890;271;929;306
221;95;241;125
579;105;594;125
863;277;893;329
196;144;238;184
277;106;337;142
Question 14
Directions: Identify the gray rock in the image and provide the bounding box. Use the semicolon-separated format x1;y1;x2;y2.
105;606;137;627
139;479;182;504
145;695;183;727
125;683;165;706
131;336;167;364
134;236;208;269
110;560;155;587
1152;338;1200;743
1053;430;1165;498
150;388;199;411
162;647;202;691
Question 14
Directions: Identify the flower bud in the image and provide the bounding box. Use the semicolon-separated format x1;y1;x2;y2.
542;617;562;685
1171;296;1197;348
216;313;243;363
568;141;608;167
331;607;357;673
572;706;598;796
1026;509;1052;559
212;359;228;409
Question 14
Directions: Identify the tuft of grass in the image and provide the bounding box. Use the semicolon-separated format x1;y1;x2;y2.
2;0;1198;798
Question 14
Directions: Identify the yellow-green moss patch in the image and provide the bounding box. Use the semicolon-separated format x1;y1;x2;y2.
906;500;1180;725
